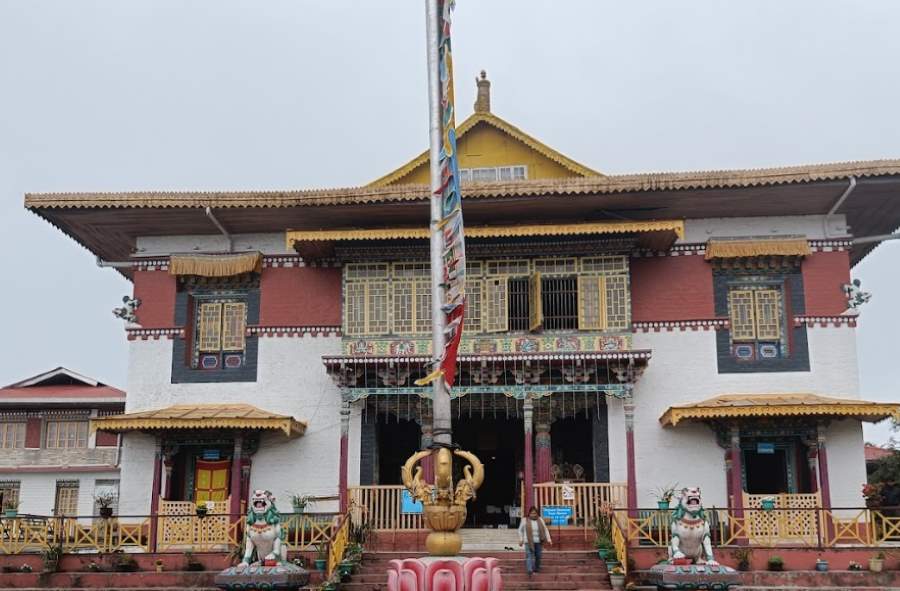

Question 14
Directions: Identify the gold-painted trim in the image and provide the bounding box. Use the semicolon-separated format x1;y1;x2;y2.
704;239;811;260
90;405;307;438
169;252;262;277
286;220;685;248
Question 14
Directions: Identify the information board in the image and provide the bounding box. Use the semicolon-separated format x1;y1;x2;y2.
541;505;573;526
401;489;423;514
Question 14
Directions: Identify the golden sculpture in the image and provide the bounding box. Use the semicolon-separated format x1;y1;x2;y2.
401;447;485;555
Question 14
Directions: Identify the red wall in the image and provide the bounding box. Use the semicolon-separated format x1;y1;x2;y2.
132;271;177;328
95;430;119;447
802;251;851;315
24;418;41;449
259;267;342;326
630;256;715;321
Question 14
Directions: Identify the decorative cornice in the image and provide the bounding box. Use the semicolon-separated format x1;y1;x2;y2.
132;255;340;272
809;239;853;252
632;243;706;258
793;315;858;328
126;327;184;341
632;319;729;332
248;326;342;338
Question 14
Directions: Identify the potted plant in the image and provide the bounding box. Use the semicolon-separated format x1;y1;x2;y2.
767;555;784;572
338;558;354;581
593;513;613;560
605;558;620;573
95;492;116;519
288;493;313;514
870;552;885;572
731;548;752;572
3;498;19;518
314;543;328;571
652;484;678;510
760;496;776;512
155;558;164;573
815;558;828;572
195;502;208;518
113;552;138;572
848;560;863;571
609;565;626;590
42;542;63;573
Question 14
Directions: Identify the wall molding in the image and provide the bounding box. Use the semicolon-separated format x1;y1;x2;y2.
793;315;857;328
249;325;342;338
126;327;184;340
632;319;729;332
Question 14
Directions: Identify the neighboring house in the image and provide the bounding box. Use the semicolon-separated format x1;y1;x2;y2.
865;443;896;478
0;368;125;516
23;76;900;525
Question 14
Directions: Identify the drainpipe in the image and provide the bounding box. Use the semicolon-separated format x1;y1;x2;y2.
205;206;233;252
823;176;900;246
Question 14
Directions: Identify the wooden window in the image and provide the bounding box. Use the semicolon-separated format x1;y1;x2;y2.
197;301;246;352
461;166;527;182
221;303;247;351
508;277;531;331
604;275;630;330
578;275;608;330
484;277;509;333
344;264;390;336
729;288;782;342
528;273;543;331
197;303;223;351
466;278;483;333
0;422;25;449
392;279;431;335
486;259;530;276
46;420;88;449
580;256;628;273
54;481;79;516
534;258;577;275
0;481;20;510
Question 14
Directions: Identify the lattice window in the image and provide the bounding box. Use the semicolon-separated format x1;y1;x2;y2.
484;277;509;333
605;275;630;330
46;420;88;449
392;279;431;335
460;166;528;182
366;282;389;334
393;262;430;278
728;288;782;342
580;256;628;273
0;481;20;510
466;278;483;333
54;481;80;516
729;290;756;341
0;422;25;449
534;258;577;275
345;263;389;279
578;275;608;330
486;259;530;276
221;302;247;351
754;289;782;340
466;260;483;277
197;303;223;351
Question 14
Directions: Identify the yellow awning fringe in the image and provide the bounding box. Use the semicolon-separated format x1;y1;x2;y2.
704;239;811;260
169;252;262;277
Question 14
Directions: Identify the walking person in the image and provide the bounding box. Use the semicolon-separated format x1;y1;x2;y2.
518;506;552;575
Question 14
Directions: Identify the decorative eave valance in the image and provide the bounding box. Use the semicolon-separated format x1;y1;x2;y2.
660;393;900;427
169;252;262;277
89;403;306;438
704;238;811;260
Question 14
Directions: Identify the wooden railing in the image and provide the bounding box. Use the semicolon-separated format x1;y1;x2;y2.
349;485;424;530
326;511;352;577
611;512;628;575
531;482;628;526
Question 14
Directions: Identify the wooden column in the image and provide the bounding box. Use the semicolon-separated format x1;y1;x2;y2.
229;435;244;518
624;392;638;517
817;426;832;509
730;426;744;517
724;449;733;505
339;402;351;513
523;397;534;512
535;422;552;483
808;447;819;493
148;439;163;552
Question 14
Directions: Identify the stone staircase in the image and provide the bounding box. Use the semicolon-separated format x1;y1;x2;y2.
344;550;611;591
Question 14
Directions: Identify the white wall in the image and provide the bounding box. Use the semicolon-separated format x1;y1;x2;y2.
681;214;847;243
120;334;343;515
135;232;290;257
628;326;862;508
10;471;119;517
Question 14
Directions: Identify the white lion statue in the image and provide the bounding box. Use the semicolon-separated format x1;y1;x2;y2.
669;487;718;566
236;490;287;569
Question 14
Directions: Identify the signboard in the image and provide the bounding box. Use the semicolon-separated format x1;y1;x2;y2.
561;484;575;501
401;489;423;514
757;442;775;455
202;449;221;460
541;505;573;526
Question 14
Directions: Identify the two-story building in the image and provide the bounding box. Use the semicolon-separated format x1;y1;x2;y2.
24;77;900;530
0;367;124;516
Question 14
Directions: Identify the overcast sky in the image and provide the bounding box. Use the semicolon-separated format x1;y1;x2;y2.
1;1;898;442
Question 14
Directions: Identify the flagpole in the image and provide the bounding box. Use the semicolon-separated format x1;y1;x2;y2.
425;0;451;447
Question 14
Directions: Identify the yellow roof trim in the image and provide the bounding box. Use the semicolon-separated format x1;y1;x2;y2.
704;239;811;260
90;403;306;438
286;220;684;247
660;393;900;427
368;112;603;187
169;252;262;277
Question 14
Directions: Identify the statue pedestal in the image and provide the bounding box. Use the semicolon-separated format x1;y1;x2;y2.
214;562;309;591
644;562;739;590
386;556;502;591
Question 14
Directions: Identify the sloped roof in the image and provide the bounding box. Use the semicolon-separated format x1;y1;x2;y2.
6;367;102;388
90;403;306;437
367;111;603;187
0;367;125;405
660;393;900;426
865;443;895;462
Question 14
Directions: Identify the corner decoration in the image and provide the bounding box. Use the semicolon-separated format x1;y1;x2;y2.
842;279;871;314
644;488;739;589
112;295;141;326
214;490;308;591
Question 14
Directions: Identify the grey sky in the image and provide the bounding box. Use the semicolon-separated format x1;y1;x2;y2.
1;1;898;441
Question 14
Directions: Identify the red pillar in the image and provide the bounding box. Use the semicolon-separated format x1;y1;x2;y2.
817;439;832;510
808;448;819;493
535;423;552;483
148;443;163;552
624;399;637;517
730;428;744;517
724;450;733;505
163;458;174;500
339;403;350;513
524;398;534;512
229;436;244;518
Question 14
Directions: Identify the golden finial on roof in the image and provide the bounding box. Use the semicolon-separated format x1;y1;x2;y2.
474;70;491;113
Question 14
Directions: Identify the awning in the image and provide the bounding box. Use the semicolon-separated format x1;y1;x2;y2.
660;393;900;427
169;252;262;277
90;403;306;437
704;238;811;260
286;220;684;259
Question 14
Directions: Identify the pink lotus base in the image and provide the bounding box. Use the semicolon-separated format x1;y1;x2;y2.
387;557;502;591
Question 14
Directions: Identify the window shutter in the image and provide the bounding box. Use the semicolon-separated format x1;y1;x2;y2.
197;303;223;351
728;289;756;341
413;280;432;335
366;282;389;334
221;302;247;351
344;282;366;336
392;279;414;334
466;278;483;333
529;273;543;331
753;289;781;340
577;275;608;330
484;277;509;333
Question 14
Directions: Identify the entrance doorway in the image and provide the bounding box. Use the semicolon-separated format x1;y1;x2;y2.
167;444;234;502
742;439;812;494
453;416;522;527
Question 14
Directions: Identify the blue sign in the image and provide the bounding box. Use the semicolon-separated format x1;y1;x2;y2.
541;505;573;526
757;442;775;455
202;449;221;460
401;489;423;514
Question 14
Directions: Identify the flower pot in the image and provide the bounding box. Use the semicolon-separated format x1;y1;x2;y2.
815;561;828;572
338;561;354;576
597;548;610;560
605;560;619;572
4;510;17;518
293;504;306;514
315;559;327;571
609;574;626;590
99;507;114;519
657;501;670;510
870;558;884;573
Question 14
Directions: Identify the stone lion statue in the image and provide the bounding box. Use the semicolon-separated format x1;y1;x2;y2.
669;487;718;566
237;490;286;568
